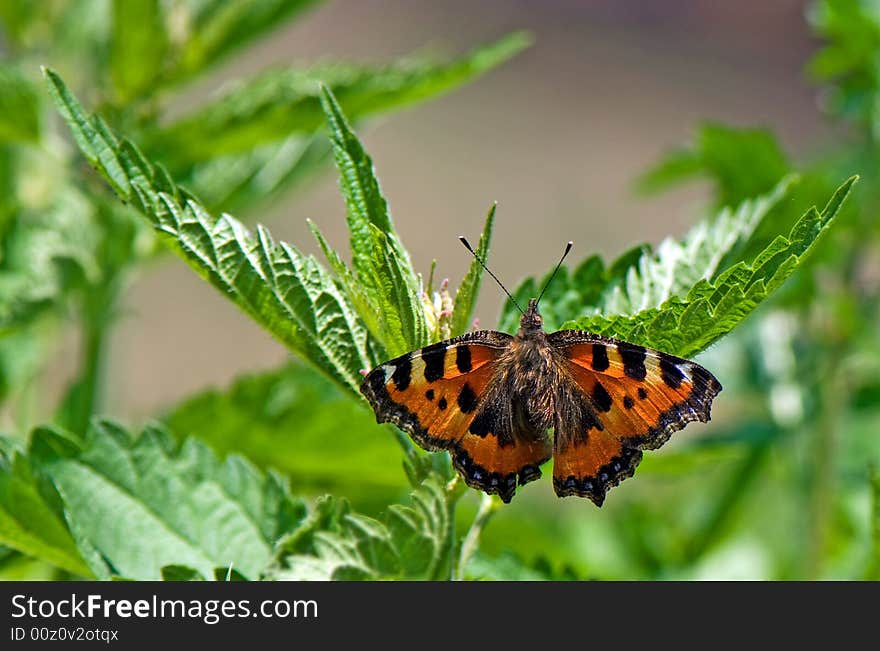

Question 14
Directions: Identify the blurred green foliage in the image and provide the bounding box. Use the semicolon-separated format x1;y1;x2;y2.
0;0;877;581
166;362;406;507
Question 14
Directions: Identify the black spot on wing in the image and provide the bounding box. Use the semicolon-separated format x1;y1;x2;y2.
438;397;447;410
660;355;685;389
422;343;446;382
425;389;434;400
457;383;479;414
582;406;603;434
456;345;472;373
623;396;635;409
391;357;412;391
627;364;723;451
469;403;498;438
591;343;609;372
637;387;648;400
591;382;613;412
618;342;647;381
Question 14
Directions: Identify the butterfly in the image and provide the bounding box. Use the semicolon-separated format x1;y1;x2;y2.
360;240;722;505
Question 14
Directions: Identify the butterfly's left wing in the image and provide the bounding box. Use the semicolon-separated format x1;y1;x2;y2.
361;331;552;502
548;330;722;506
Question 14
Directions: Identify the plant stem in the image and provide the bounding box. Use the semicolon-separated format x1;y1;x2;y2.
454;493;500;580
65;281;118;435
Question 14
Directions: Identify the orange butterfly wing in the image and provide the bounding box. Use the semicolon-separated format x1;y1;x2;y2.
361;331;551;502
548;330;722;506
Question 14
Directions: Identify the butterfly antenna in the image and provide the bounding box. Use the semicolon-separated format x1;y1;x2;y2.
536;241;573;305
459;236;524;315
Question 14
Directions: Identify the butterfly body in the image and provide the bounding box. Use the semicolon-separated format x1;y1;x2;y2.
361;298;721;505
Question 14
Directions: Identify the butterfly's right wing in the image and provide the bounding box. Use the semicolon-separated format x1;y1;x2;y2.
360;331;551;502
548;330;722;506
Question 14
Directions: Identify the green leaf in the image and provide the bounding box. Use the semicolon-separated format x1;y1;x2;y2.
34;420;307;581
109;0;168;102
215;566;248;581
160;564;205;581
636;122;790;208
319;85;429;355
164;362;407;501
150;34;529;219
44;68;372;395
451;203;495;336
273;473;457;580
499;178;792;335
173;0;321;84
0;185;101;335
0;443;90;576
184;134;331;217
44;69;130;198
465;551;580;581
608;179;793;317
562;176;857;358
146;32;531;165
0;64;40;143
307;219;387;361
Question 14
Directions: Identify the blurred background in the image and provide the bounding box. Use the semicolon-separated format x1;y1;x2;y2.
1;0;877;581
111;0;829;414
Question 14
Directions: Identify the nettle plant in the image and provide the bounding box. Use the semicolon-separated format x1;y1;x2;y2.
0;62;854;581
1;1;874;581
